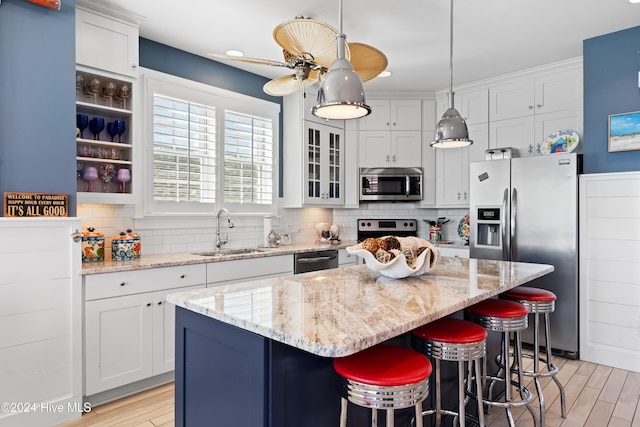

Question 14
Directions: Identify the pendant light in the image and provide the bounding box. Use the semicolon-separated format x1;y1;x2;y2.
432;0;473;148
312;0;371;120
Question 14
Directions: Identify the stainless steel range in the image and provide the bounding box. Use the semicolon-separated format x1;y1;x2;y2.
357;219;418;241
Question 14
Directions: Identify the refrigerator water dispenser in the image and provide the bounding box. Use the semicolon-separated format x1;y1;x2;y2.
476;207;501;247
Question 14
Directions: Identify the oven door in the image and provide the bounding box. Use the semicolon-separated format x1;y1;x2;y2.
360;168;422;201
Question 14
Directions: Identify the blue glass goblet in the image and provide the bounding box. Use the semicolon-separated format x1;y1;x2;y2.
89;117;105;141
114;120;126;143
106;122;118;142
76;114;89;139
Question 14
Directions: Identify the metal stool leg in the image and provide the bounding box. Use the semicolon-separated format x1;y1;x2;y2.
340;398;347;427
544;312;567;418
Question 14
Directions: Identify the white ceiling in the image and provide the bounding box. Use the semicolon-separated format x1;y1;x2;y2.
94;0;639;95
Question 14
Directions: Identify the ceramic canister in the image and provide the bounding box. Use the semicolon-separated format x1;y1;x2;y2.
82;227;104;262
112;231;134;261
126;228;141;258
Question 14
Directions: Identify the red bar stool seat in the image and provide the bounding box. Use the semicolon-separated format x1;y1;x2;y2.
501;287;567;426
333;344;432;427
465;299;539;427
411;318;487;427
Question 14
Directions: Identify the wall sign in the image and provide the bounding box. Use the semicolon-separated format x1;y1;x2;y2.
3;192;69;217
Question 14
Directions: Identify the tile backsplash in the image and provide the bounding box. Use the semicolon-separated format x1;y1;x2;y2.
78;202;469;258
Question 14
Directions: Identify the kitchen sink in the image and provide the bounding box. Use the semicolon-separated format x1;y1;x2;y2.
191;247;273;257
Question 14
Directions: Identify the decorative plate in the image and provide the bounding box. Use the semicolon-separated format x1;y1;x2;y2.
346;236;440;279
458;215;470;241
540;129;579;155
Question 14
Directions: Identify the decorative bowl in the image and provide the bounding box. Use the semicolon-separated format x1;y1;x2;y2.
346;236;440;279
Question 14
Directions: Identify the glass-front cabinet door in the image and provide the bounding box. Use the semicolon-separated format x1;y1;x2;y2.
303;122;344;206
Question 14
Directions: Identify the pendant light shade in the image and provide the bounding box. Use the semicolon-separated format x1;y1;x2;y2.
312;0;371;120
431;0;472;148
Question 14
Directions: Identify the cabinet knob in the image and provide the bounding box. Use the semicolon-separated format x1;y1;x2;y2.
528;105;534;110
392;122;396;126
120;282;126;286
157;301;163;306
528;144;534;154
146;302;151;307
179;274;185;279
386;122;390;127
536;104;542;109
457;192;461;200
463;191;468;200
391;155;396;163
132;63;138;68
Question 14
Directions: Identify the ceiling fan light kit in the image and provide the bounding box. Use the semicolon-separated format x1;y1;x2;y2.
312;0;371;120
432;0;473;149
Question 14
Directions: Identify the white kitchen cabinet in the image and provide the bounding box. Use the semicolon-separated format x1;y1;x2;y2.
437;246;470;259
579;172;640;373
358;99;422;131
489;67;582;122
421;99;437;207
357;99;422;168
458;88;489;125
344;129;360;208
489;107;582;157
207;255;293;286
435;123;487;207
0;219;83;426
359;130;422;168
83;264;206;395
283;89;346;207
75;2;142;78
338;249;356;266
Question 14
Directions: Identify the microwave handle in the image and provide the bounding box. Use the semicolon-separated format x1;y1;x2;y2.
405;175;410;197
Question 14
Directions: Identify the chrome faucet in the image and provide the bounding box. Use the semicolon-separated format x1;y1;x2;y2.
215;208;234;250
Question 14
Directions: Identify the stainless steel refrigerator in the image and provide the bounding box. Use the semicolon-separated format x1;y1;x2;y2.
469;153;581;358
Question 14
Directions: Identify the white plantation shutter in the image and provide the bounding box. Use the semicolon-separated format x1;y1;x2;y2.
224;110;273;205
144;70;279;216
152;94;217;203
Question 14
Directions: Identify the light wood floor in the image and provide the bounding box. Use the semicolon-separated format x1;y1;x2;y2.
57;355;639;427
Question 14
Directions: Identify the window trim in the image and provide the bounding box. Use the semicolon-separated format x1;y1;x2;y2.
140;68;280;218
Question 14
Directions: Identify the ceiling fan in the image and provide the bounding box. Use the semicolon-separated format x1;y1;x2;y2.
209;16;388;96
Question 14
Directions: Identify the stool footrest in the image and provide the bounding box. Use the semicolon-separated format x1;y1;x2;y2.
483;375;535;409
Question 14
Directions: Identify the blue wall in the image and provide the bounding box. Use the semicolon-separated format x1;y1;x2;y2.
139;38;284;196
583;25;640;173
0;0;77;216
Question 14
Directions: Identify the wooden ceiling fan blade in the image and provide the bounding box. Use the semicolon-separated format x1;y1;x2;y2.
208;53;291;68
348;42;389;83
273;18;340;69
263;74;316;96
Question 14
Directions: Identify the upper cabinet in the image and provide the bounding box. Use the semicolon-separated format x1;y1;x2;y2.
357;99;422;168
489;68;582;122
75;2;144;204
283;86;346;208
489;65;583;157
76;2;143;78
358;99;422;131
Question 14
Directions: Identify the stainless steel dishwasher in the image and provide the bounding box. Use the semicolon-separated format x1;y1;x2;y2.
293;249;338;274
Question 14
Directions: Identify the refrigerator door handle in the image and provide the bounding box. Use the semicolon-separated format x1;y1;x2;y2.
502;188;509;260
511;187;518;261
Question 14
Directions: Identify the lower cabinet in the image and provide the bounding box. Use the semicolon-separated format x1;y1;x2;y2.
83;264;206;396
338;248;356;266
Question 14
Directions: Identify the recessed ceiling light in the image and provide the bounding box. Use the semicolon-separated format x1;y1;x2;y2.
629;0;640;3
225;50;244;57
378;70;392;78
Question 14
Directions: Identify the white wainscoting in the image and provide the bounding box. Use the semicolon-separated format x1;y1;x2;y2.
0;218;83;426
579;172;640;373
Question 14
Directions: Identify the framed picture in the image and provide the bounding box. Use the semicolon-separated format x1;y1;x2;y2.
608;110;640;152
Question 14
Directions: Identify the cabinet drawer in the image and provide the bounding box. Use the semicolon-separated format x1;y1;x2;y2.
338;249;355;265
207;255;293;284
85;264;206;300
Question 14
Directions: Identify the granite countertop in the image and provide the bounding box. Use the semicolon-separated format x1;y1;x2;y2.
81;241;358;275
167;257;553;358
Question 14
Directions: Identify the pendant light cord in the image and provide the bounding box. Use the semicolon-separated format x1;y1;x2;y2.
448;0;454;108
336;0;346;60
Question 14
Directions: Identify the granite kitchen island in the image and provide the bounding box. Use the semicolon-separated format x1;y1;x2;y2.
167;257;553;427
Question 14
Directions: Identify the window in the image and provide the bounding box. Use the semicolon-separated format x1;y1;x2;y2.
143;70;279;216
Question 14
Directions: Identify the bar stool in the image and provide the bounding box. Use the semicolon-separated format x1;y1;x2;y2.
501;286;567;426
465;299;539;427
333;344;432;427
411;318;487;427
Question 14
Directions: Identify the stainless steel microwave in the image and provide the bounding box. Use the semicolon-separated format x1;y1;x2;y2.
359;167;423;201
